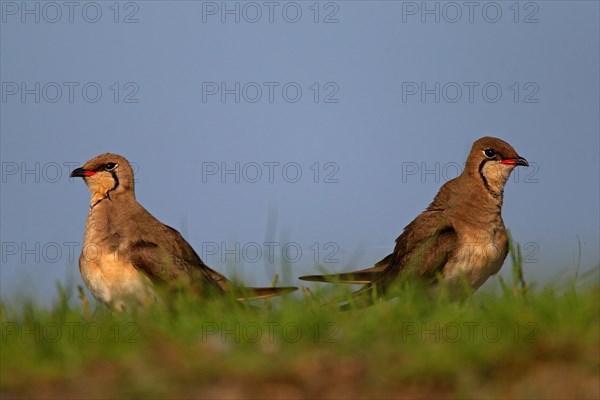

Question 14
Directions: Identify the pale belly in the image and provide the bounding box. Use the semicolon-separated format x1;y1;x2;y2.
79;250;156;311
442;238;508;291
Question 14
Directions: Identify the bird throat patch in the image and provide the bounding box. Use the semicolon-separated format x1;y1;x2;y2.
478;160;511;198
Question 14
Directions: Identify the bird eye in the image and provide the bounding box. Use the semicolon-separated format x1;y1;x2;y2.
104;163;117;171
483;149;496;158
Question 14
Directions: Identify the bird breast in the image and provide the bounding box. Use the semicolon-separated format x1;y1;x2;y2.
443;229;508;290
79;202;155;310
79;248;155;311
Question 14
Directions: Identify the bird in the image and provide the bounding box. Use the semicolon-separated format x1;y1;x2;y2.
300;136;529;306
70;153;297;311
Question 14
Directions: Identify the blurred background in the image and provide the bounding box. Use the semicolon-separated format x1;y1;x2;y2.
1;1;598;304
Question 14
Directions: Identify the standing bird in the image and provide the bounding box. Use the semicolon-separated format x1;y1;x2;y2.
70;154;296;311
300;137;529;305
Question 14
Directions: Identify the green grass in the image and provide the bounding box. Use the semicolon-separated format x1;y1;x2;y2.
1;256;599;399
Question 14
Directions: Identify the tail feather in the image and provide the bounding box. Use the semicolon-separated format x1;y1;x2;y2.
235;286;298;301
299;258;390;284
299;271;380;284
201;263;297;300
299;253;391;284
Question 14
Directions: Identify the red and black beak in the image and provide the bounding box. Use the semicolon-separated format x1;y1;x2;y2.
70;168;96;178
500;157;528;167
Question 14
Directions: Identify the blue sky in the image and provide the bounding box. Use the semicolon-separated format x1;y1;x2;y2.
1;1;599;304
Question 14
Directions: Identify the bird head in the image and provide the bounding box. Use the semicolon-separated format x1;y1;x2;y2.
465;137;528;196
70;153;135;204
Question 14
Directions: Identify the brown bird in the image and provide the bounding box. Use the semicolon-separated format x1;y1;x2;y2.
300;137;528;305
70;153;297;311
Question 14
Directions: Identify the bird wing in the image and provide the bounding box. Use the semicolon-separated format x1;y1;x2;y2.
127;223;227;295
126;210;297;300
377;210;457;288
299;208;457;288
337;210;457;310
